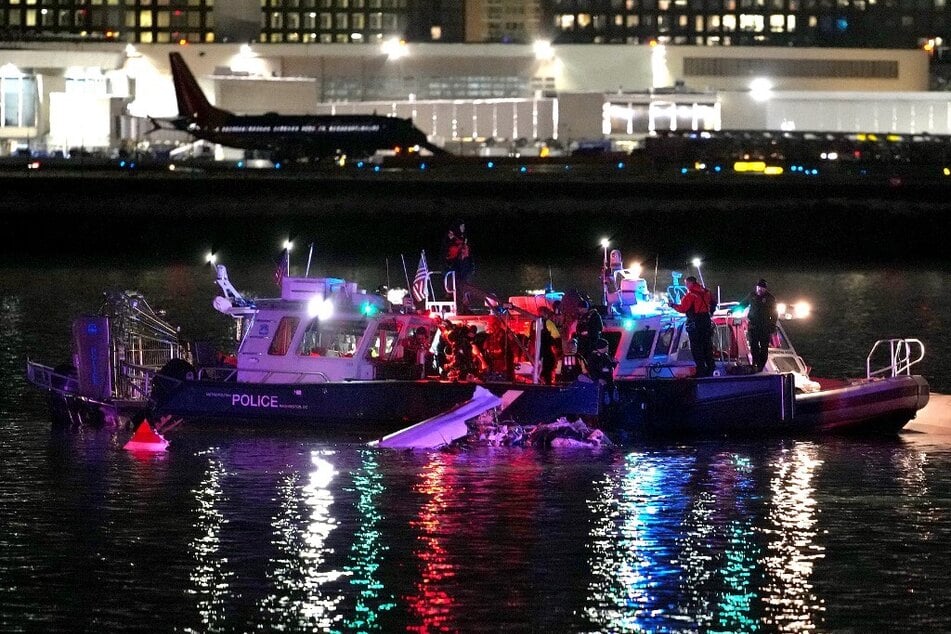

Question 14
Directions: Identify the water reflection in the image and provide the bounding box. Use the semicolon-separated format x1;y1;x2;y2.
259;450;344;631
187;449;230;632
343;449;395;631
585;452;695;632
583;446;827;633
761;443;824;632
0;295;25;417
406;453;459;632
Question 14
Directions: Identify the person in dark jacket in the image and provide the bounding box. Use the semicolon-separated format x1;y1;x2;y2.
672;275;716;378
587;338;618;405
443;220;474;314
737;278;778;372
576;298;603;362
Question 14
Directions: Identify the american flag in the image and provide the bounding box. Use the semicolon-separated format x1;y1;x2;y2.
411;251;429;304
274;249;288;287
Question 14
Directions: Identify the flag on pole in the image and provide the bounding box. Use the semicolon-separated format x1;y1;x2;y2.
274;249;288;287
411;251;429;304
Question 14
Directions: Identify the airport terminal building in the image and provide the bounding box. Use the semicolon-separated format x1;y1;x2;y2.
0;41;941;157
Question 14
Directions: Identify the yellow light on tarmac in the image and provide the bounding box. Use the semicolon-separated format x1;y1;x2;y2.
734;161;766;173
943;167;950;176
763;165;784;176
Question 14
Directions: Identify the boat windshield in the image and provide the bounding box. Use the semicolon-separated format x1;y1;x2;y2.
298;316;367;358
653;325;676;359
625;328;656;359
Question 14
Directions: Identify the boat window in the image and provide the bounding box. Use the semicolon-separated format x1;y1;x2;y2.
365;321;402;360
653;325;675;358
771;325;793;350
268;317;300;356
604;331;622;358
771;354;805;374
626;328;656;359
298;317;368;358
712;323;737;361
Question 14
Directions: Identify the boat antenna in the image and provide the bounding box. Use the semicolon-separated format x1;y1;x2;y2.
652;254;659;295
305;242;314;278
691;257;705;287
385;257;391;288
547;266;554;292
400;253;411;289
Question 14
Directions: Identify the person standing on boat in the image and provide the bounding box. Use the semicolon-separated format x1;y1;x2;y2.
401;326;431;378
587;338;618;405
537;306;561;385
576;298;603;361
444;220;474;314
737;279;778;372
672;275;716;378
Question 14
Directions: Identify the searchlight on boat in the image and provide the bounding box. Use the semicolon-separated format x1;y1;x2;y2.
307;295;334;320
776;301;812;320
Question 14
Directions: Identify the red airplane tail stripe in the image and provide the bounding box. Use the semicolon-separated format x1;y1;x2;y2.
169;52;228;126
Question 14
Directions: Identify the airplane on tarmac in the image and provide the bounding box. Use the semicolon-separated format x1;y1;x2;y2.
157;52;447;162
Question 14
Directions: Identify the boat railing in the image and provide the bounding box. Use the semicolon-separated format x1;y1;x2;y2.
26;360;78;394
196;366;332;384
118;362;158;400
866;338;925;379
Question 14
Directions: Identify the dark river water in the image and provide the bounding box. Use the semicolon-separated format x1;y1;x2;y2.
2;257;951;632
2;183;951;632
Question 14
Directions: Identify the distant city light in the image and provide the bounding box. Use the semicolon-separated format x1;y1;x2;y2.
382;37;407;60
0;63;22;78
749;77;773;102
533;40;555;61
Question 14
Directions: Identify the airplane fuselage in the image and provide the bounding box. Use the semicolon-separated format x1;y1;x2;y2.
184;112;430;159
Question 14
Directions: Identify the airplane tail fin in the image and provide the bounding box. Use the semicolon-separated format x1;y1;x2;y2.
169;52;229;126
